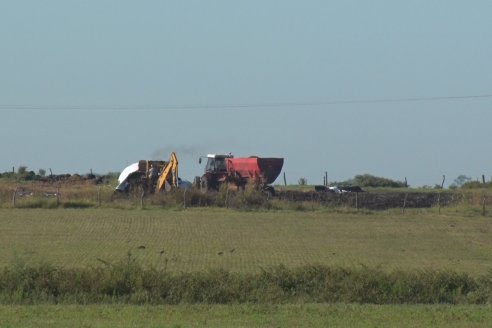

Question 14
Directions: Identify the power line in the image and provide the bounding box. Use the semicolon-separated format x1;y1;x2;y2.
0;93;491;111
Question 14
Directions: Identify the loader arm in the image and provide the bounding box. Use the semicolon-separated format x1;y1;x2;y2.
156;152;179;192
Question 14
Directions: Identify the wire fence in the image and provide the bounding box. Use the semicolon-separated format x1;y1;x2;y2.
2;183;489;214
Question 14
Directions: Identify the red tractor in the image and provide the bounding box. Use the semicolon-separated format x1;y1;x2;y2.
197;154;284;195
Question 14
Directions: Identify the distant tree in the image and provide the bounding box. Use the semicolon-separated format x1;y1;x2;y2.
453;175;472;188
298;177;307;186
38;169;46;177
17;166;27;174
352;174;406;188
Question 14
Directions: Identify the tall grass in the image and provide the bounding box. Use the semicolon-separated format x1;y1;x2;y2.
147;187;273;210
1;255;491;305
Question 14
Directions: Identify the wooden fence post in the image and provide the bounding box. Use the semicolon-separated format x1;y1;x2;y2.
437;175;445;214
56;185;60;207
402;193;408;213
12;187;18;208
140;189;145;209
482;174;486;216
98;186;101;207
437;193;441;214
482;196;487;216
283;172;287;186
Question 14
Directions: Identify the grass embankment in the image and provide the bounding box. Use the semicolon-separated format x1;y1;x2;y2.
1;304;492;328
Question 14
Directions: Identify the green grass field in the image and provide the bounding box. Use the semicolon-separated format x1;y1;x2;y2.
1;304;491;327
1;207;492;274
2;206;492;326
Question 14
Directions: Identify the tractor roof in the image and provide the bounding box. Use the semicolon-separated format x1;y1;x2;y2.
207;154;234;158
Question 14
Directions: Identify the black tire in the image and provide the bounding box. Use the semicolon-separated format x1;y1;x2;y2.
200;176;209;192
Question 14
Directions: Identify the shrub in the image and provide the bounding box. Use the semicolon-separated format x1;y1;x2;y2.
461;181;492;189
228;184;270;210
352;174;406;188
62;201;95;209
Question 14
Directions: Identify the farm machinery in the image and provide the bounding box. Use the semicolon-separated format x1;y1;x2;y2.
196;154;284;195
115;152;180;194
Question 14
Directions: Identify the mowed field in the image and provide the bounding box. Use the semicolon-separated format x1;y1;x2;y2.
1;207;492;274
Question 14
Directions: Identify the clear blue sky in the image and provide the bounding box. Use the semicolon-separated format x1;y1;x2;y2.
1;1;491;187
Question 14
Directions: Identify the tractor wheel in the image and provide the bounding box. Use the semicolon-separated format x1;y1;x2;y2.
200;177;209;192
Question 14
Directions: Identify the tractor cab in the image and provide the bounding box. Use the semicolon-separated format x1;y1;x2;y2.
197;154;234;191
200;154;233;173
